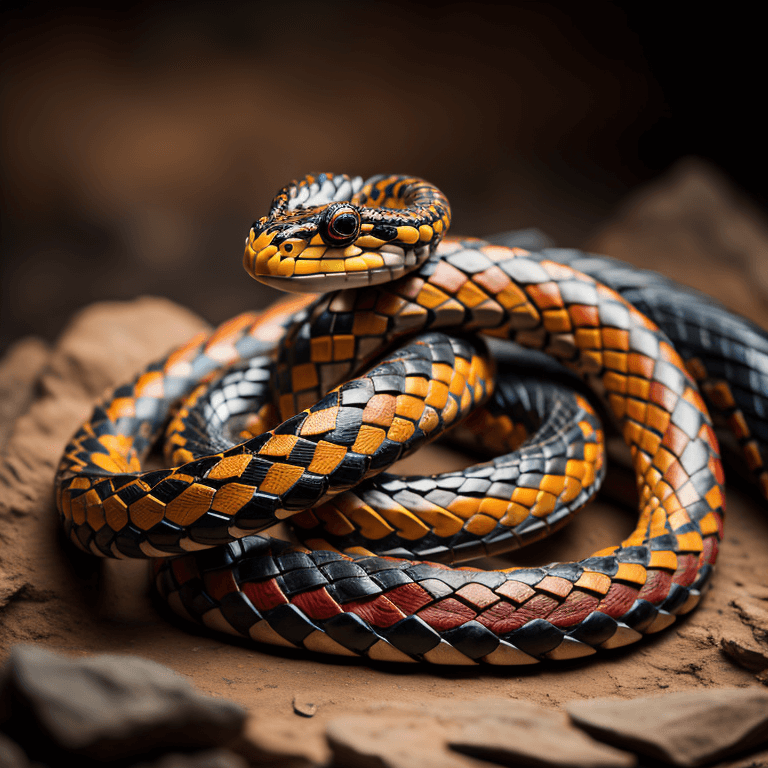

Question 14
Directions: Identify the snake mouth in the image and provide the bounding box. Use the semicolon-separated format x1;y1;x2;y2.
246;245;430;292
254;264;414;293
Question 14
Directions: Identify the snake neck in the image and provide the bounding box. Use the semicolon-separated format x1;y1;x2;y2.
243;172;451;292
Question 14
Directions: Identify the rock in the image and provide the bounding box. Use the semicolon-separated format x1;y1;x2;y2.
566;688;768;767
292;695;318;718
131;749;249;768
721;625;768;674
0;337;50;453
0;645;246;762
229;714;327;768
327;698;634;768
326;713;485;768
0;733;30;768
720;597;768;676
588;157;768;327
448;705;635;767
733;597;768;643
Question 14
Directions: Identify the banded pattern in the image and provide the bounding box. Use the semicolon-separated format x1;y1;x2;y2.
53;172;766;665
179;355;606;562
526;248;768;498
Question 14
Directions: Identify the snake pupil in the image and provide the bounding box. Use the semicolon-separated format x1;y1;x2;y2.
331;213;358;237
284;243;293;253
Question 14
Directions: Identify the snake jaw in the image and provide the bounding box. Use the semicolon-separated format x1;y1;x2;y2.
250;243;432;292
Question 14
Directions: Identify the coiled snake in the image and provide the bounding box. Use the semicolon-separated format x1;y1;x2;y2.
55;173;768;665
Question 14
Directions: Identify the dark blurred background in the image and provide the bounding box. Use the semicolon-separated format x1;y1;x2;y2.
1;1;764;353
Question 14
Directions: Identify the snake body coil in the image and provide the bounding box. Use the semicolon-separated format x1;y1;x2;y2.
55;173;767;665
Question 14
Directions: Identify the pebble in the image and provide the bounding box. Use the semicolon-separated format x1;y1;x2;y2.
292;695;318;718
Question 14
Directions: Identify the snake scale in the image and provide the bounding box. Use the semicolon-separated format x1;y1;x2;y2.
55;173;768;665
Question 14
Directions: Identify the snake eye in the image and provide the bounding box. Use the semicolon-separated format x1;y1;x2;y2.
323;206;361;245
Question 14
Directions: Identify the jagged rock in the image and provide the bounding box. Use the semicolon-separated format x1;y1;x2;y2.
732;597;768;643
721;625;768;674
566;688;768;766
327;698;634;768
0;645;246;762
720;597;768;678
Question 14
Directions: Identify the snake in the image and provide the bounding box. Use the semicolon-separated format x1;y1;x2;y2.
55;173;768;665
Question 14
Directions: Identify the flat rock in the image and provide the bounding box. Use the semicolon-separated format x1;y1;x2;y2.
0;644;246;761
231;713;327;768
326;713;489;768
566;688;768;766
131;749;249;768
327;698;634;768
447;704;635;767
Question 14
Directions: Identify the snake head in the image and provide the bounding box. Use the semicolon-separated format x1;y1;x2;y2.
243;173;451;292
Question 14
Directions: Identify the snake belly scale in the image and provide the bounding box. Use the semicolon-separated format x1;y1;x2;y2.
55;173;766;665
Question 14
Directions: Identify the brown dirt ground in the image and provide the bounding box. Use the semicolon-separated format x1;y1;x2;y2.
1;160;767;763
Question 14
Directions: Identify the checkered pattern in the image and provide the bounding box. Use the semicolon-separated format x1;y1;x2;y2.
53;172;754;664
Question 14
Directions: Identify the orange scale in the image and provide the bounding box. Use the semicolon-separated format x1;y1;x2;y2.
362;394;397;426
526;282;564;310
536;575;573;598
430;260;468;293
661;423;691;456
602;327;630;351
570;304;601;328
473;265;513;293
300;407;339;436
455;583;500;609
744;441;762;471
241;578;288;611
706;381;737;410
708;454;726;486
649;381;678;412
662;461;689;490
627;352;656;379
682;386;708;413
728;411;750;440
